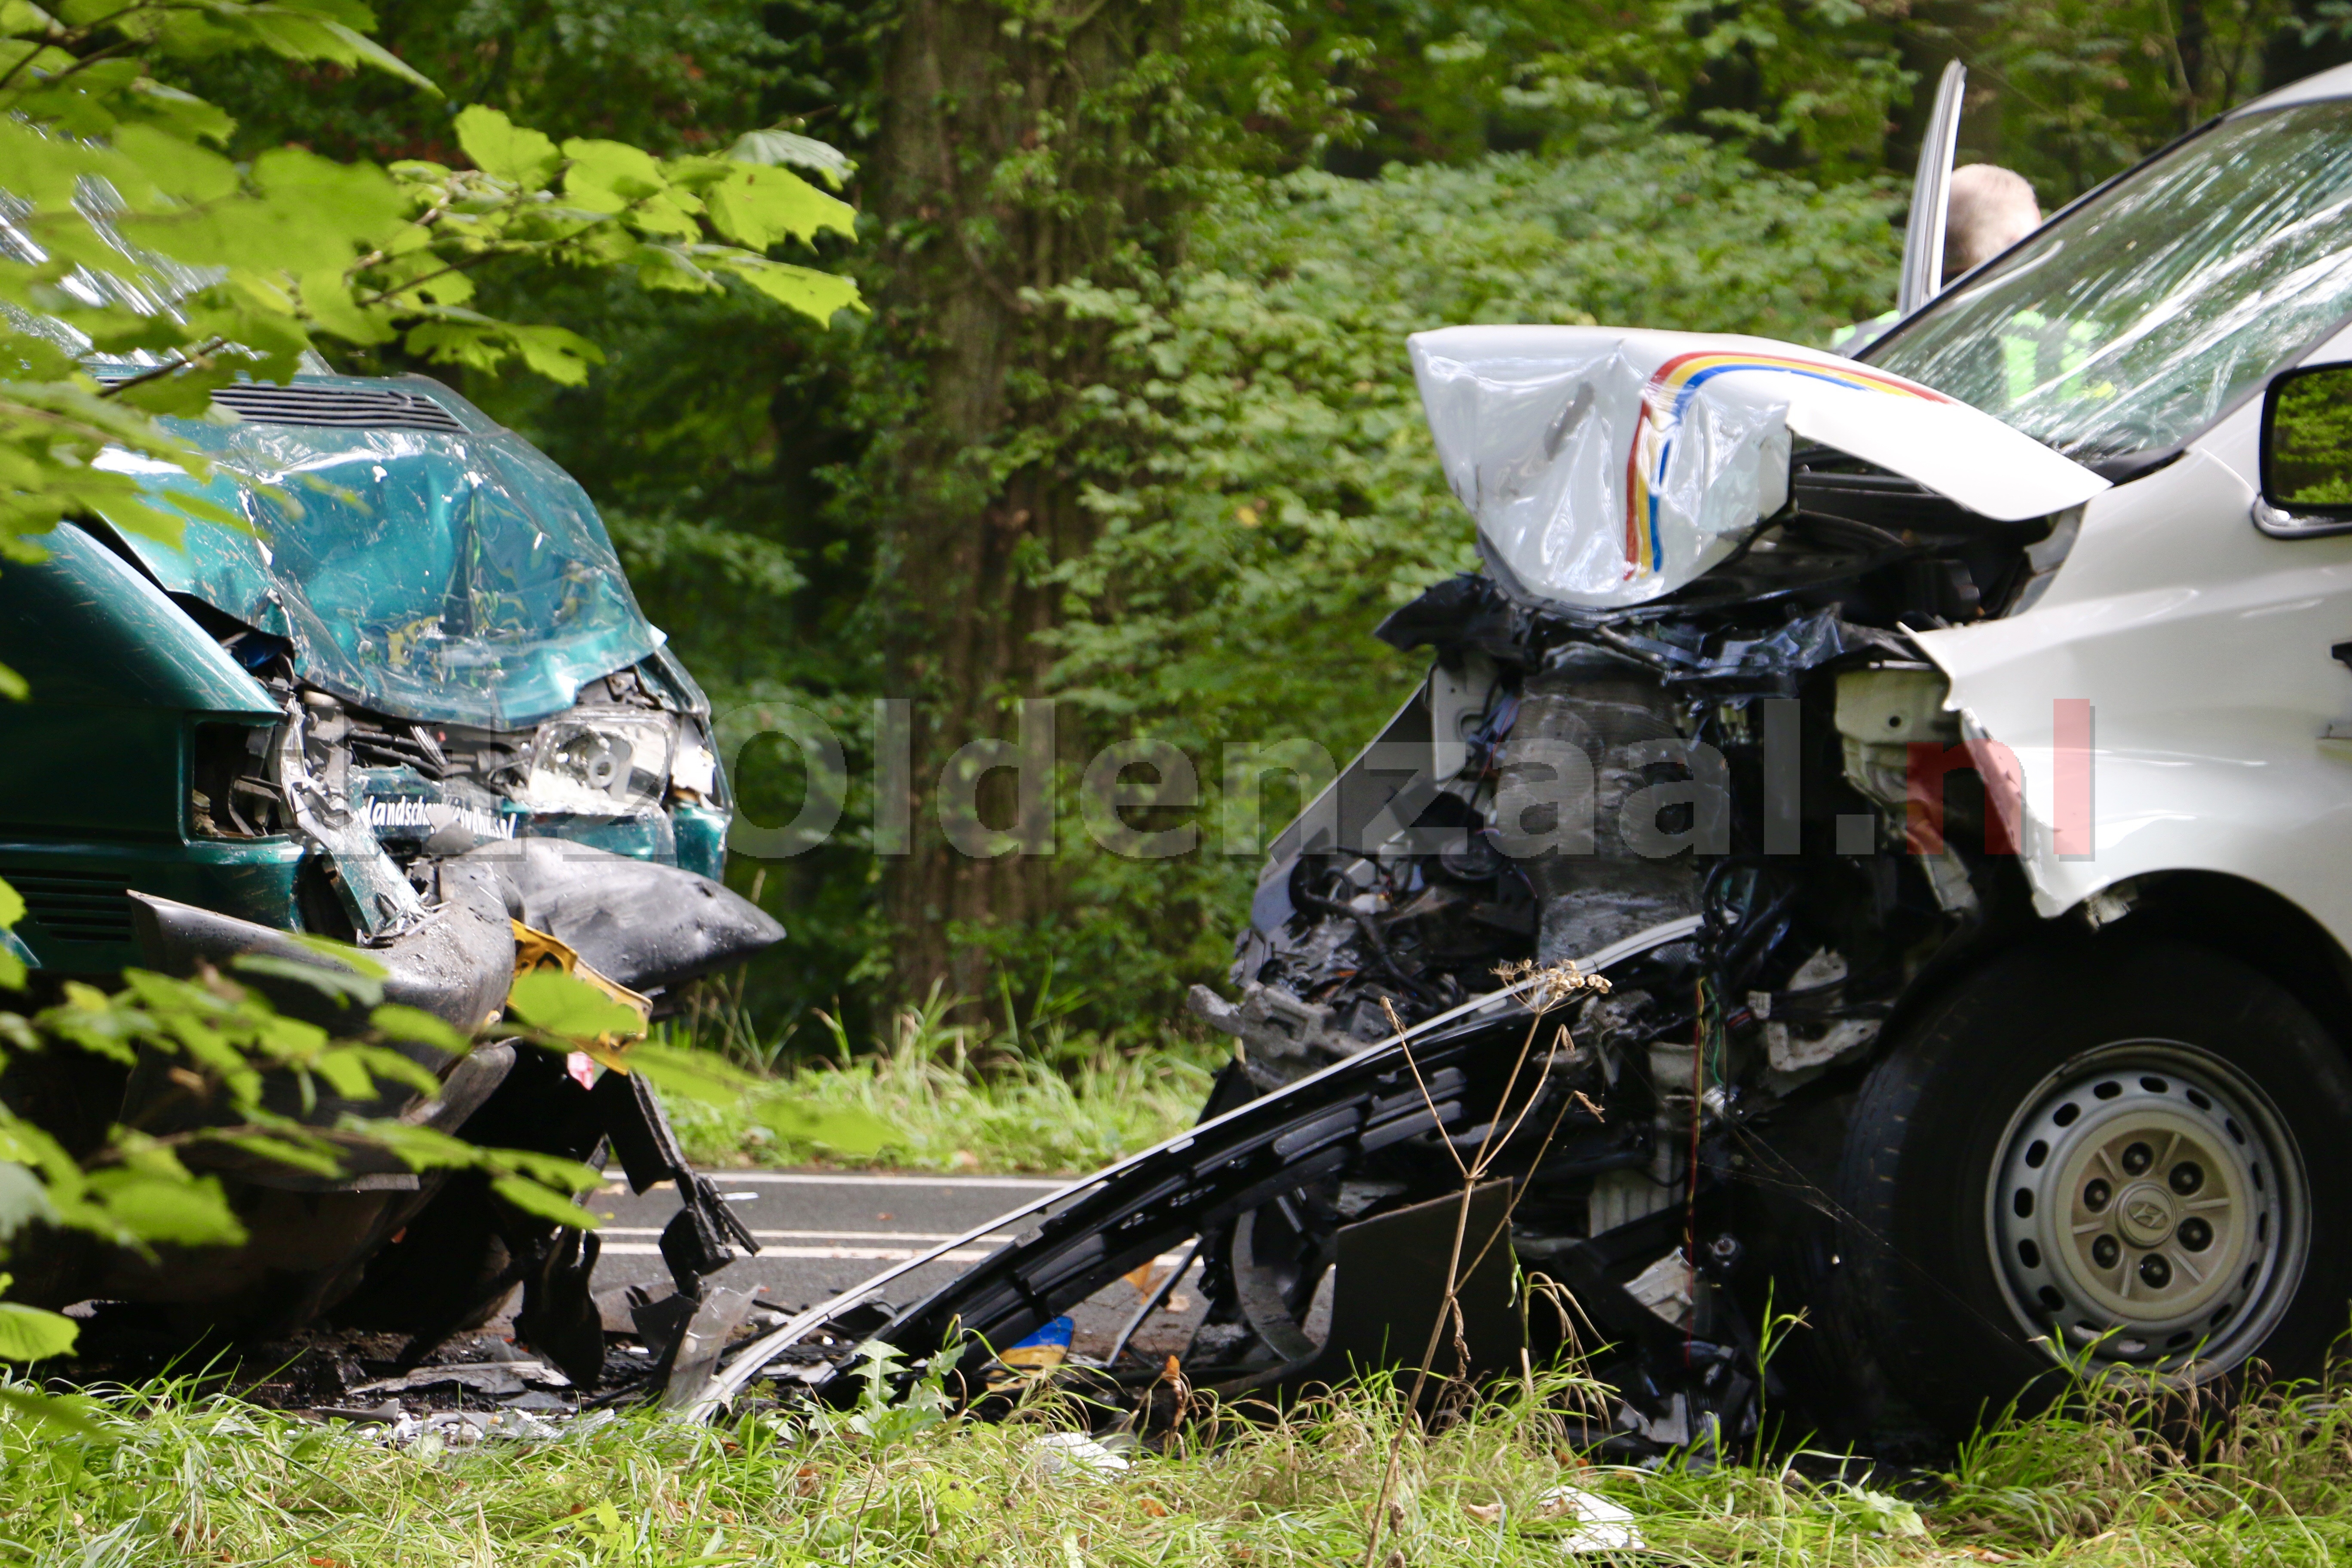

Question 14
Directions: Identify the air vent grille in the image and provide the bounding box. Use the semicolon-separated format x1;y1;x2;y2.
1;870;135;944
208;383;469;435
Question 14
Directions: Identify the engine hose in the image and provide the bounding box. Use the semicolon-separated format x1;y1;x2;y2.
1291;885;1446;1009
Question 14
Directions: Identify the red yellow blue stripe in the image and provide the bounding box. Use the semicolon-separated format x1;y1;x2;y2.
1621;352;1947;579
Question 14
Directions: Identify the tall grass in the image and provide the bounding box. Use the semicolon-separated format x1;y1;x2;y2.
660;986;1222;1174
12;1359;2352;1565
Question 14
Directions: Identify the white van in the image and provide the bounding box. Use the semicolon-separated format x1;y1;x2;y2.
732;62;2352;1448
1183;59;2352;1442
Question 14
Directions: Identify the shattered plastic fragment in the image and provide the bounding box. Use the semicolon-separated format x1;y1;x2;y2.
1623;1250;1696;1330
1534;1485;1644;1552
659;1286;761;1411
346;1360;573;1398
999;1315;1075;1372
1032;1431;1132;1478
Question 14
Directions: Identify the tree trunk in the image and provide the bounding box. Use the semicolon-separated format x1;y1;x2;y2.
2177;0;2212;128
864;0;1183;1004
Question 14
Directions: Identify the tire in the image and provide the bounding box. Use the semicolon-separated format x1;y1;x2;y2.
1824;937;2352;1439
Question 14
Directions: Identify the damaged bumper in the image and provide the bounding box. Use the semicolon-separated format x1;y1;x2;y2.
27;840;784;1386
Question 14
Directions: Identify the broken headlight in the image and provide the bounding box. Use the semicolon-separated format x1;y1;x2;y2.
524;711;677;814
669;728;717;803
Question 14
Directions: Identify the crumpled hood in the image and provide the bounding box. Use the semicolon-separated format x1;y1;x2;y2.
1409;326;2112;609
92;375;660;729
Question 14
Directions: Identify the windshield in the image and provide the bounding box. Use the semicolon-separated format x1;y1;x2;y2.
1868;100;2352;461
92;377;662;729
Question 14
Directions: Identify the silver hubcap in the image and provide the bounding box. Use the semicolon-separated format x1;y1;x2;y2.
1988;1042;2308;1374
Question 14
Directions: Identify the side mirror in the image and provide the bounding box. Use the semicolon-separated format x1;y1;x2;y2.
2256;363;2352;538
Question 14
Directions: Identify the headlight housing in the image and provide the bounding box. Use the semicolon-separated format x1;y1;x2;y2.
524;712;677;813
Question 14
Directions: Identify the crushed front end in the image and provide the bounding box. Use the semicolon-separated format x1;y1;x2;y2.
0;374;780;1382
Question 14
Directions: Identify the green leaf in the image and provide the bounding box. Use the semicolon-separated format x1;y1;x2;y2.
629;193;703;242
0;1161;58;1241
479;1146;601;1191
0;876;22;931
726;128;855;189
368;1003;472;1056
230;952;383;1008
345;1044;444;1096
222;6;438;94
309;1047;377;1101
490;1175;599;1228
107;365;234;419
622;1041;754;1107
280;932;389;979
1837;1488;1928;1538
0;1;57;40
346;1116;487;1172
0;1301;78;1362
251;147;409;247
703;165;855;250
122;80;236;146
0;1383;103;1437
110;122;239;202
299;268;394;346
308;14;440;94
203;1131;344;1178
455;105;560;187
0;115;101;205
504;322;603;385
758;1102;896;1159
0;1121;80;1188
630;242;717;294
69;311;196;358
561;137;666;211
710;255;864;326
505;970;643;1042
83;1169;247;1248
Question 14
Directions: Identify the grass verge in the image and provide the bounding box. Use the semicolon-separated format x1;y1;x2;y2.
8;1362;2352;1565
660;992;1222;1174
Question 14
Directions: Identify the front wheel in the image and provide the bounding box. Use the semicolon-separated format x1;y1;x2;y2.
1823;939;2352;1439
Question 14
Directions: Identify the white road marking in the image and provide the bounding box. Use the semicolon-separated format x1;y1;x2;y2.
598;1243;1002;1262
680;1172;1070;1190
596;1233;1196;1271
590;1170;1106;1271
597;1228;1020;1244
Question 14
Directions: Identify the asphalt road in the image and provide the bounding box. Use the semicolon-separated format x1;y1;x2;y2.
580;1170;1208;1362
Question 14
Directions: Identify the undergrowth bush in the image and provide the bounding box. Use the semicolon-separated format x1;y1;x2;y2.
662;986;1219;1173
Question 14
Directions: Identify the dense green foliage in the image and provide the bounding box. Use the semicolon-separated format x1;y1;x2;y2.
0;0;859;579
2269;364;2352;504
140;0;2352;1050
